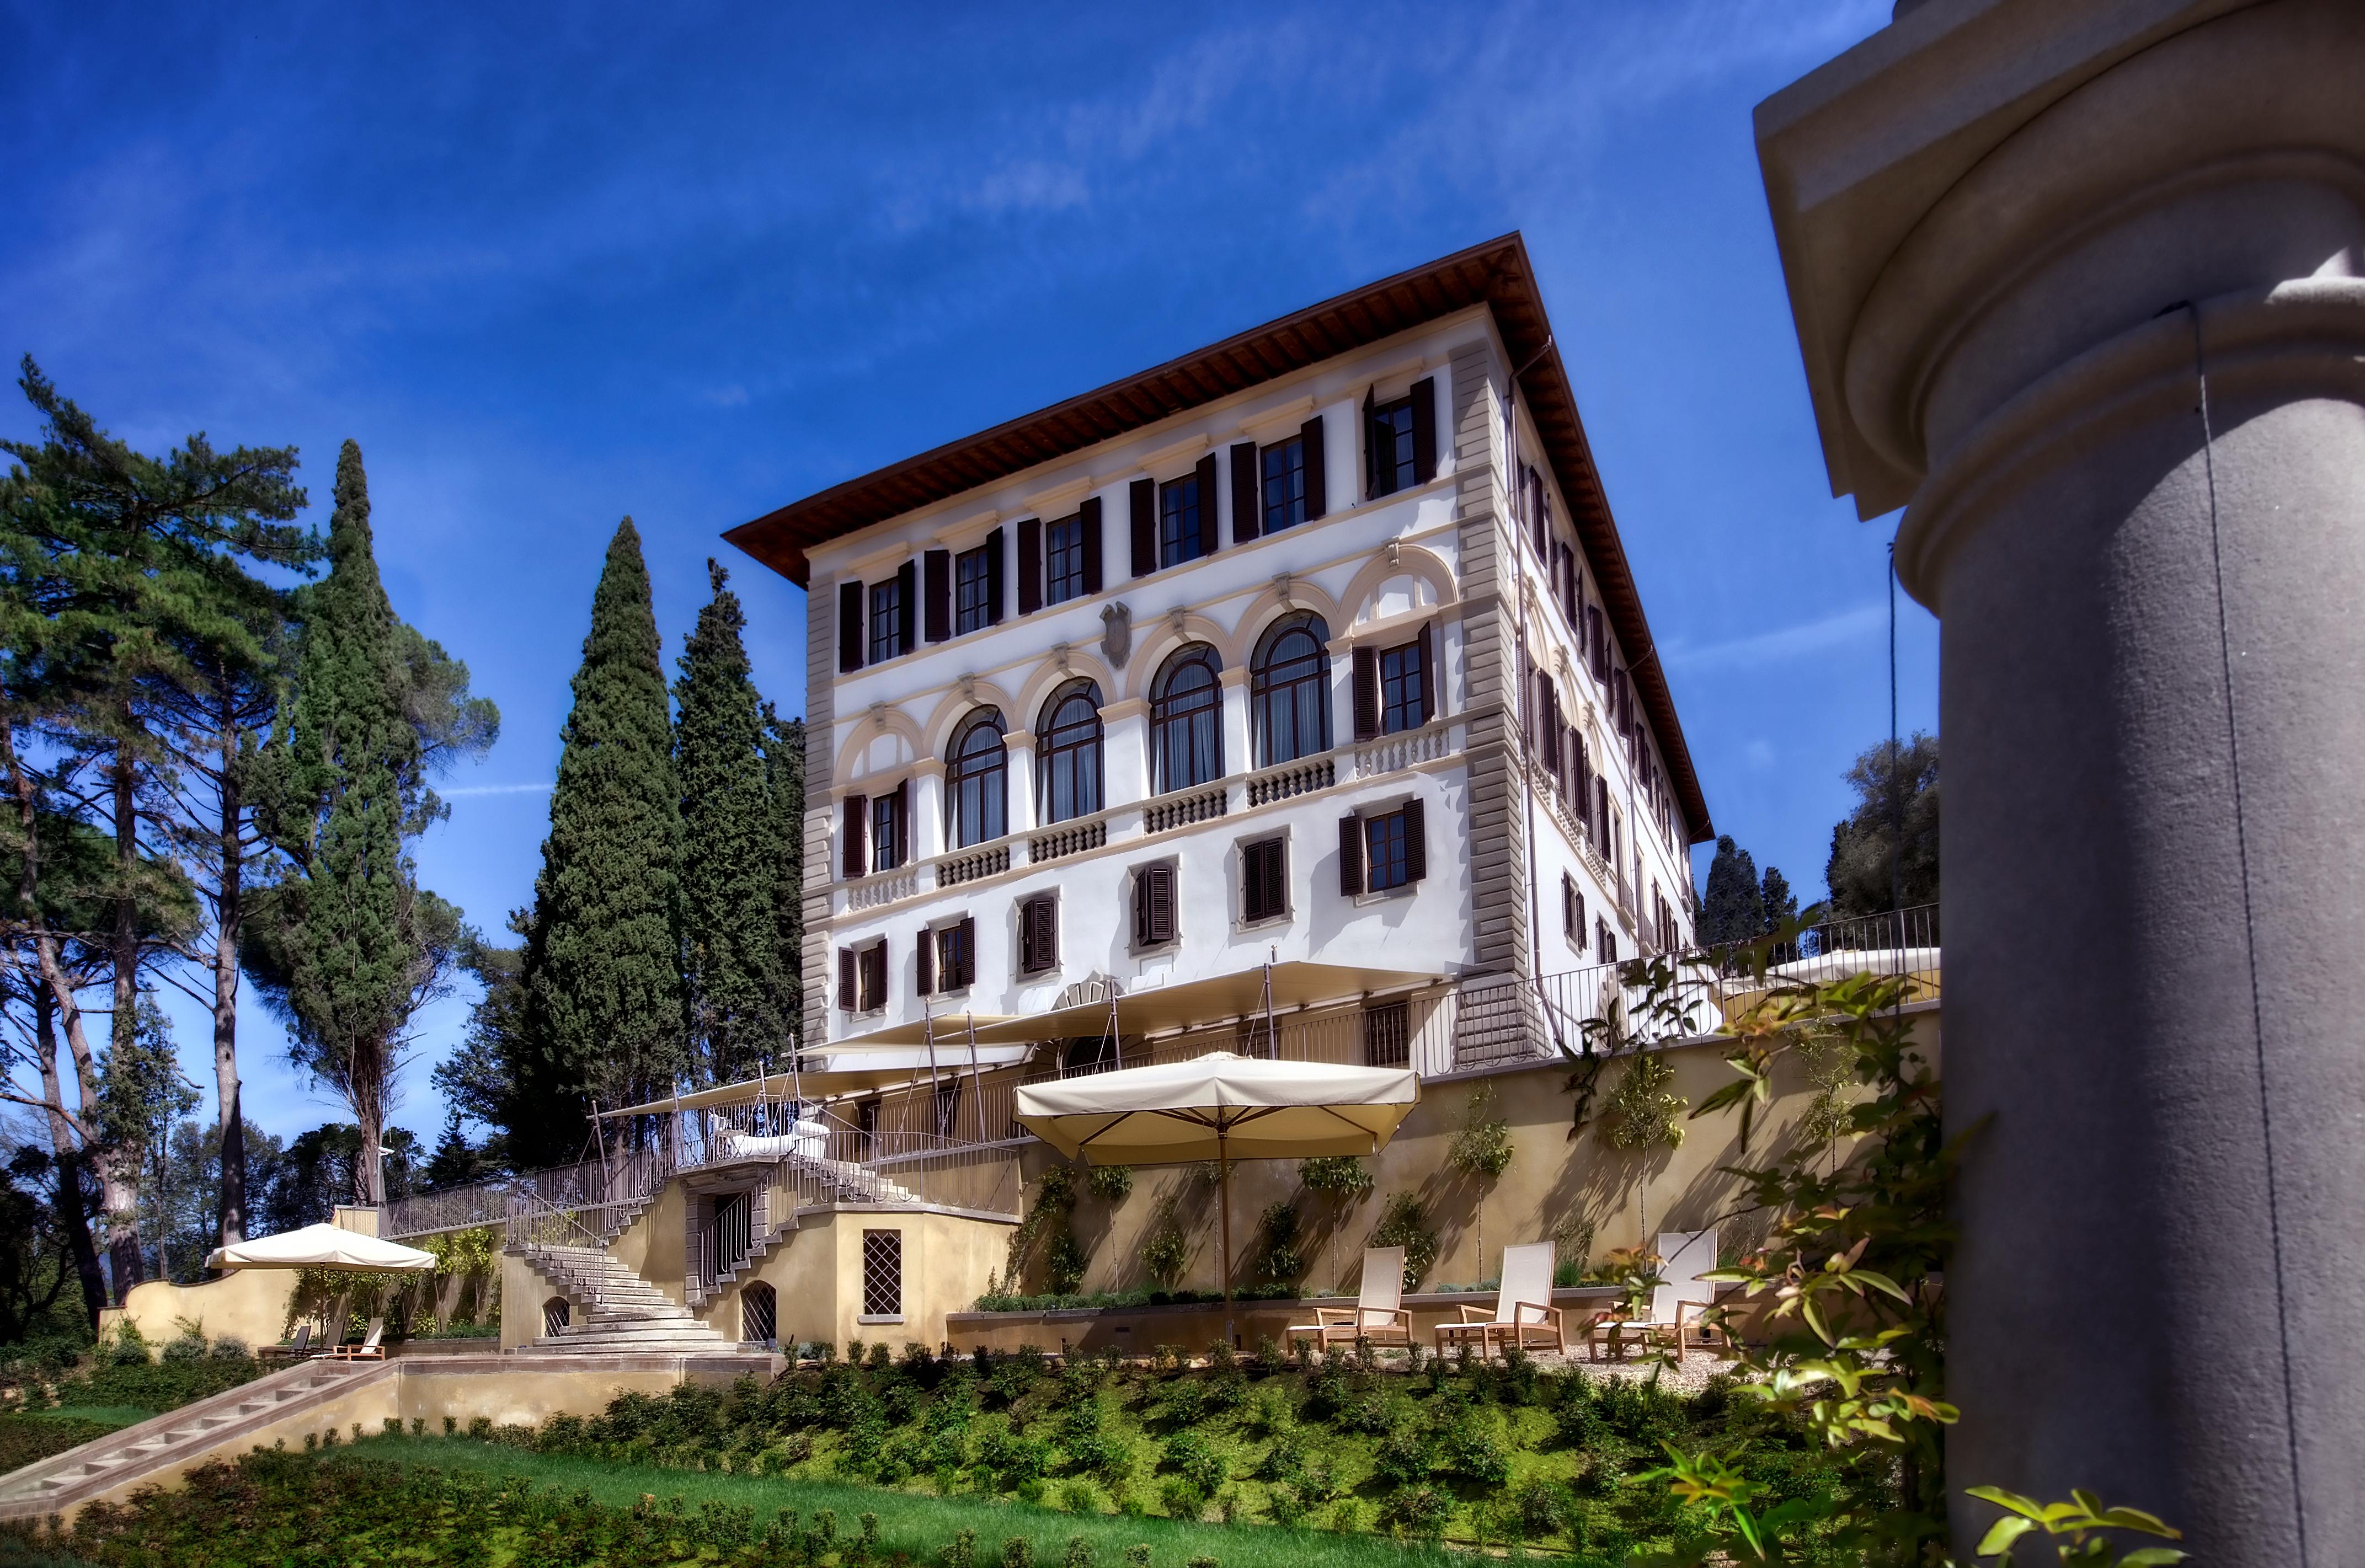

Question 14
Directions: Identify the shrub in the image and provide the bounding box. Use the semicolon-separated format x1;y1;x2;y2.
1367;1195;1437;1289
1001;1537;1034;1568
1156;1478;1204;1521
1265;1485;1307;1527
1058;1479;1100;1515
1085;1165;1133;1203
1061;1533;1095;1568
209;1336;250;1361
1372;1426;1430;1487
1437;1416;1510;1485
1159;1430;1226;1495
1298;1155;1373;1200
162;1330;207;1365
942;1529;978;1568
1378;1483;1453;1539
1510;1476;1568;1541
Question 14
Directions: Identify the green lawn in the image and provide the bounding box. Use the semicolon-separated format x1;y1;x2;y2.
348;1435;1452;1568
26;1407;152;1432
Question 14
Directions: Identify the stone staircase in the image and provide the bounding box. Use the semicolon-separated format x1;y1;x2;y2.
0;1358;391;1523
516;1245;738;1354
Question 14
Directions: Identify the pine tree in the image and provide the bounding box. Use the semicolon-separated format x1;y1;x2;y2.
1698;835;1765;946
518;520;686;1163
259;442;419;1205
1760;865;1798;930
762;706;805;1050
673;561;781;1085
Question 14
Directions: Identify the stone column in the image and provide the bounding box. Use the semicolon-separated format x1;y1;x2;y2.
1756;3;2365;1561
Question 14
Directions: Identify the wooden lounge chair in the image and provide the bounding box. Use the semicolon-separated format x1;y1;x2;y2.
1583;1308;1678;1362
1439;1243;1566;1358
259;1323;313;1362
325;1318;385;1362
1287;1246;1412;1349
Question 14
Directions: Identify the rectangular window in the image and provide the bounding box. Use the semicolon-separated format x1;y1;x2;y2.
1159;475;1207;569
1369;395;1417;496
1045;514;1086;606
1362;999;1410;1068
933;1078;962;1138
861;1229;902;1318
1133;863;1177;949
868;576;906;663
870;789;907;872
1597;921;1618;966
1242;837;1288;924
1261;437;1307;534
935;918;975;992
1365;811;1410;893
1380;638;1428;734
857;939;888;1012
1019;895;1059;976
1563;874;1585;949
954;543;994;634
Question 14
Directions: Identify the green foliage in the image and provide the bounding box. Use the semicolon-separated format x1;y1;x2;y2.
1966;1489;2185;1566
1445;1083;1513;1184
1085;1165;1133;1203
1252;1203;1302;1285
1824;731;1939;920
1366;1195;1436;1290
674;561;787;1085
1138;1196;1189;1290
517;519;687;1159
1295;1158;1371;1201
1603;1054;1685;1152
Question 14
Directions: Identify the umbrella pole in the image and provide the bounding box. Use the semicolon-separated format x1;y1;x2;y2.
1218;1125;1234;1351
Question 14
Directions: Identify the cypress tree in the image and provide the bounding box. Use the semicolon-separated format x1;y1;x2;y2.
762;704;805;1051
263;442;418;1205
519;520;686;1162
1698;835;1765;946
673;560;781;1085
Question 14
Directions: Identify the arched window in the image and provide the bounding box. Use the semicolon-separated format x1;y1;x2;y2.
542;1297;570;1338
948;710;1007;847
741;1281;777;1346
1252;613;1332;767
1035;679;1104;825
1150;645;1224;793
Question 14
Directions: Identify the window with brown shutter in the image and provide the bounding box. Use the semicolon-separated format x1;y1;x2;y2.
1195;453;1219;557
841;795;868;880
923;549;952;643
1019;895;1058;976
1409;376;1436;485
1079;496;1103;595
1416;623;1435;721
1133;863;1177;949
857;939;888;1012
1230;441;1259;544
838;948;856;1012
916;922;934;995
1368;389;1421;497
1402;796;1426;883
1351;646;1380;740
1016;516;1042;616
1339;813;1364;897
838;581;864;673
1300;415;1326;520
1242;837;1287;923
936;917;975;992
1129;479;1155;578
984;526;1005;625
869;786;907;872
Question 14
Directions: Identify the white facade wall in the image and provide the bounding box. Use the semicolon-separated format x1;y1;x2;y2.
800;304;1696;1056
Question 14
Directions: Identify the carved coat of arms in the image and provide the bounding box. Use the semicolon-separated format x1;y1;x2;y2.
1100;602;1133;670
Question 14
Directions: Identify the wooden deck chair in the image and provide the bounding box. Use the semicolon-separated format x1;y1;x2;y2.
260;1323;313;1362
1288;1246;1412;1350
1442;1243;1565;1358
326;1318;385;1361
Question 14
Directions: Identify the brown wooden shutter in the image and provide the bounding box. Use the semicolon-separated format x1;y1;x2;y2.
1136;864;1176;946
1410;377;1437;483
1079;496;1103;594
1352;646;1379;740
896;561;917;651
1193;454;1218;557
984;527;1006;624
890;779;909;865
1339;814;1364;897
1230;441;1259;544
1361;387;1378;499
838;581;864;672
1129;479;1155;577
1132;871;1151;948
838;948;856;1012
923;550;951;643
954;916;976;988
1016;517;1042;615
1416;622;1436;721
1037;897;1057;972
916;923;935;995
1402;796;1427;882
1300;416;1326;520
842;795;868;879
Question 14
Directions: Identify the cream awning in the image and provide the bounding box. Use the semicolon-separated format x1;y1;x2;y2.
964;962;1440;1047
1014;1050;1419;1164
205;1223;436;1274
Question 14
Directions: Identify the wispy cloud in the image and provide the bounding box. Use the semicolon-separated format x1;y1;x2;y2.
442;782;553;798
1664;603;1886;672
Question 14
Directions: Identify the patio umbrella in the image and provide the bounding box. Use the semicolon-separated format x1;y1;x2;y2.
1015;1052;1419;1328
205;1223;437;1273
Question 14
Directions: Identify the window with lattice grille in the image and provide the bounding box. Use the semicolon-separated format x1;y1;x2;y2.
741;1282;777;1345
862;1230;903;1318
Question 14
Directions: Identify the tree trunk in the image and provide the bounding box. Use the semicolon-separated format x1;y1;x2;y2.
354;1036;385;1206
34;989;107;1334
105;735;145;1304
212;706;246;1252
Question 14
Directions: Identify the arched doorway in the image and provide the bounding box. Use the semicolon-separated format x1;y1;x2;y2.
542;1297;570;1337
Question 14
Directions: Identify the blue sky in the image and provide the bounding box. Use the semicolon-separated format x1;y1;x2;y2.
0;0;1930;1149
